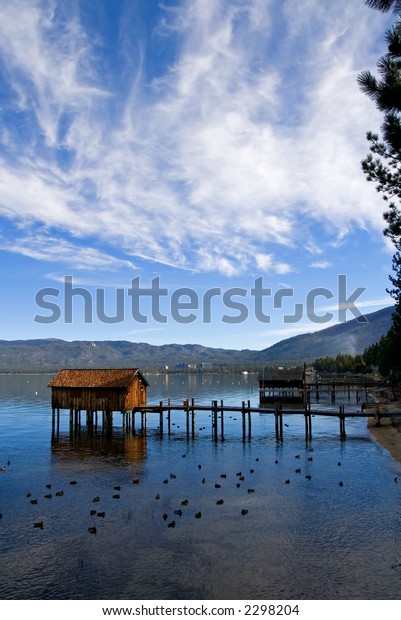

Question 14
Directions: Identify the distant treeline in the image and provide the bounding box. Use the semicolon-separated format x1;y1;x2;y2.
314;352;373;374
314;335;396;376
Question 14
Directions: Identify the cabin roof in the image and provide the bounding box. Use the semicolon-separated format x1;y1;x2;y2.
48;368;149;389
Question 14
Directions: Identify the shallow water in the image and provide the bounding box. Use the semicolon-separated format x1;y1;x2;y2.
0;372;401;600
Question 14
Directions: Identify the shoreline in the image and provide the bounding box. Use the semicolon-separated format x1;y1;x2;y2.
367;390;401;464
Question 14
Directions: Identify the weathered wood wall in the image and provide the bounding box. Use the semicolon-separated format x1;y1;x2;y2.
51;376;147;412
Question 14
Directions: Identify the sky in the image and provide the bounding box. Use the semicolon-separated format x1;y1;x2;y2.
0;0;397;351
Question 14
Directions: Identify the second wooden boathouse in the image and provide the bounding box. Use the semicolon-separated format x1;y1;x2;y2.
258;368;305;407
49;368;149;416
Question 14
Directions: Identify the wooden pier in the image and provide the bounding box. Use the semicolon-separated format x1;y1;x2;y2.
52;397;401;442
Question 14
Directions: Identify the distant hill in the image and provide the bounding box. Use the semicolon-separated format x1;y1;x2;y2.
256;305;394;365
0;306;394;372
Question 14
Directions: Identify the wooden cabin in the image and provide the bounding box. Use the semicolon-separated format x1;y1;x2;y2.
258;368;305;407
48;368;149;413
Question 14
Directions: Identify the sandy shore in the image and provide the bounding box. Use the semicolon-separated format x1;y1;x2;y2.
367;390;401;464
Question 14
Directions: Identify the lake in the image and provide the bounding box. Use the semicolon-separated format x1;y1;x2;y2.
0;372;401;600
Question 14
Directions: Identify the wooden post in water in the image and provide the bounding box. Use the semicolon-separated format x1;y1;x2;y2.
191;398;195;438
247;399;251;438
275;404;279;437
220;400;224;441
241;401;246;441
159;401;164;435
167;399;171;436
339;405;346;439
304;411;312;440
212;400;218;442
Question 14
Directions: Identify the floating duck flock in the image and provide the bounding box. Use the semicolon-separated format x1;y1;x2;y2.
2;446;387;536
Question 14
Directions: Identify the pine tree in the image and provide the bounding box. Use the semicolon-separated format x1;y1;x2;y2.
358;1;401;379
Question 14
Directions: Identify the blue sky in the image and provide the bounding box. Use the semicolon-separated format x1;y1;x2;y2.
0;0;396;350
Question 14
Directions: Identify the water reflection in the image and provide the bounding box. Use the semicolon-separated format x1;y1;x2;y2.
2;373;401;600
51;431;147;464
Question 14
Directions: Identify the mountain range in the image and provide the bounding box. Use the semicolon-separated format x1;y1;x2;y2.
0;305;394;372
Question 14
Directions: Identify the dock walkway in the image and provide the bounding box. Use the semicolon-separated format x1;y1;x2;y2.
128;398;401;441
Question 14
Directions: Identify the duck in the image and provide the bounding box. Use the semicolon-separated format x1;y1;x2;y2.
216;499;224;505
88;526;97;534
162;513;168;521
92;496;100;503
247;488;255;493
195;512;202;519
181;499;189;506
112;494;120;499
167;520;176;528
33;521;44;529
132;479;140;485
174;509;183;517
55;490;64;496
241;509;248;516
97;512;105;518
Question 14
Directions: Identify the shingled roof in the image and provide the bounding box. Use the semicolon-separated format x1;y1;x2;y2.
48;368;149;389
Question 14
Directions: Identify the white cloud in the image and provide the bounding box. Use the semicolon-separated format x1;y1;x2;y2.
310;261;332;269
0;0;393;276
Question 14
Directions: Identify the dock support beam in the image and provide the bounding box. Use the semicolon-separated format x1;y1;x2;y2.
339;405;346;439
274;404;283;439
304;412;312;440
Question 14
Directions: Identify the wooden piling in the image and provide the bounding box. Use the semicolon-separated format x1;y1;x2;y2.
212;400;218;442
159;401;164;435
339;405;346;439
191;398;195;437
241;401;246;441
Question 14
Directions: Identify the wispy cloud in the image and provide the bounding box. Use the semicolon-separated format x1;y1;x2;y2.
0;0;392;275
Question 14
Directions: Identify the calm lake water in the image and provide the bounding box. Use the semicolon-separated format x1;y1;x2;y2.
1;372;401;600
